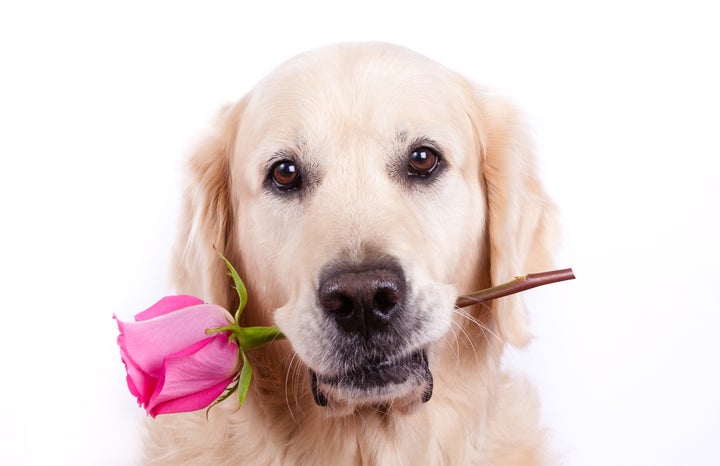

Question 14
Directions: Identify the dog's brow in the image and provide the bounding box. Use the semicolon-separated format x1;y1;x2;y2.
266;134;308;167
295;135;309;151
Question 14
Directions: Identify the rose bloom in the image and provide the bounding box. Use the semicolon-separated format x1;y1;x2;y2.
114;295;240;417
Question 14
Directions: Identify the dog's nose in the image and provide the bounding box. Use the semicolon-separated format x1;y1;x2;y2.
318;267;406;336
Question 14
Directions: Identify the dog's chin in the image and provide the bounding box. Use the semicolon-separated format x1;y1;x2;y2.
309;350;433;416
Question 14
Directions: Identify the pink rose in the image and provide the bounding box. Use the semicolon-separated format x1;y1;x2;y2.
114;295;240;417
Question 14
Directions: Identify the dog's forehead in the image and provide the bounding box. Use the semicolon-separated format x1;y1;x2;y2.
244;44;472;144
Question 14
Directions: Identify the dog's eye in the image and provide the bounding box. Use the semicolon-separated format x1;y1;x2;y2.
408;146;440;177
270;160;302;191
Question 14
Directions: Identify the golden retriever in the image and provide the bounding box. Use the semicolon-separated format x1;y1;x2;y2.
144;42;558;465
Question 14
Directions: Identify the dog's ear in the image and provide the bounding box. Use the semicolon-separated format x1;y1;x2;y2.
172;100;247;310
473;92;558;347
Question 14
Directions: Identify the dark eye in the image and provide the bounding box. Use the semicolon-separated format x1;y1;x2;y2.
270;160;302;191
408;146;440;177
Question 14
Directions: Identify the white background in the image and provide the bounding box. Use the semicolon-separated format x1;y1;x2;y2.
1;1;718;464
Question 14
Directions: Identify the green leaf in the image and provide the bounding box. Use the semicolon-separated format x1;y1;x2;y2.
238;326;286;352
237;351;252;408
219;252;248;320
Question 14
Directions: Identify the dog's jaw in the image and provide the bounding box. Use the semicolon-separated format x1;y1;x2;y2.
309;349;434;415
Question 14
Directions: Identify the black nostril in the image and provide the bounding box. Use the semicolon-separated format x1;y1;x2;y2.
373;283;402;315
318;264;406;336
320;284;355;319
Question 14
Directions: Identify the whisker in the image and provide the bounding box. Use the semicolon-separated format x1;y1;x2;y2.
291;355;308;418
450;311;486;369
454;304;504;346
284;352;303;423
451;304;507;367
447;319;472;370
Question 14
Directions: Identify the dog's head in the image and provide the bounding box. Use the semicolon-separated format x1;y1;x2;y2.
174;43;556;416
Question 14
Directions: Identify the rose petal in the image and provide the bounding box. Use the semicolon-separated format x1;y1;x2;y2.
116;304;233;378
115;314;159;404
117;343;158;404
146;336;240;415
148;377;236;417
134;295;204;321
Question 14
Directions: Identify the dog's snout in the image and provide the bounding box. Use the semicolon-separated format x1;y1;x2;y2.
318;266;406;336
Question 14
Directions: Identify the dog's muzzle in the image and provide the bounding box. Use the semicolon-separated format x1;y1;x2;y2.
308;258;435;412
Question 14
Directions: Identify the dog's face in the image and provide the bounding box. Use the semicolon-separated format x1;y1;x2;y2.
176;43;556;416
232;46;486;414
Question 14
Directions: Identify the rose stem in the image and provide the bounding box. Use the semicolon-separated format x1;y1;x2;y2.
455;268;576;309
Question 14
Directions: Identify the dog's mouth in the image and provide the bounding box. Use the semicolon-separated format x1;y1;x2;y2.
309;349;433;415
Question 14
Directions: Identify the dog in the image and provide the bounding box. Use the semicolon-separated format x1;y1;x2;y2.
144;42;558;465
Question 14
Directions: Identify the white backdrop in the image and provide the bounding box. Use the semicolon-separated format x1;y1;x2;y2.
1;1;718;464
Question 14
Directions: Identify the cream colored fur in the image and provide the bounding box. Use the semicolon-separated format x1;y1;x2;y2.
145;43;557;465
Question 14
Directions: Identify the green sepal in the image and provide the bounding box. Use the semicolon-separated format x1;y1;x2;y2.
238;326;286;352
206;377;240;417
205;323;241;336
236;352;252;408
219;252;248;320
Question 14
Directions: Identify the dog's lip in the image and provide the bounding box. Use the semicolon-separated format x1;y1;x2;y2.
309;349;433;407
